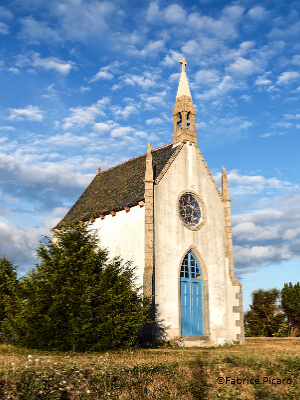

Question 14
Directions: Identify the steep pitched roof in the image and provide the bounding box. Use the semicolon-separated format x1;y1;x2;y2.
56;143;177;228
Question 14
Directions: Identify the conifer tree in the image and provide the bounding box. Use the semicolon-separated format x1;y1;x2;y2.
281;282;300;337
6;223;150;351
0;256;20;342
244;288;289;337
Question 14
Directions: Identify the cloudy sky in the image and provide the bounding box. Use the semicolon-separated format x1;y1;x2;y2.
0;0;299;309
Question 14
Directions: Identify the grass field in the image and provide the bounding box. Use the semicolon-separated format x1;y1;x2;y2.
0;338;299;399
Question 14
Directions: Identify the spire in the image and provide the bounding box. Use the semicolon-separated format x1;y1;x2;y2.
222;166;230;201
176;58;192;99
173;58;197;145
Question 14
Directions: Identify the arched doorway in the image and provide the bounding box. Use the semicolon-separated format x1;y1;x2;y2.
180;250;204;336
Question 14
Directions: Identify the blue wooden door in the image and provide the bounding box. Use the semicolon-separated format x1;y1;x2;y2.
180;251;203;336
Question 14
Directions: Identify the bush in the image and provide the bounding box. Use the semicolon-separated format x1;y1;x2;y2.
5;222;151;351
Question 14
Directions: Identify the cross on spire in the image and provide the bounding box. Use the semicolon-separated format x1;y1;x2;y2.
179;58;187;72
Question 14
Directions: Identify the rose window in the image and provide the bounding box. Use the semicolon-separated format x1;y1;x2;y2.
178;192;201;228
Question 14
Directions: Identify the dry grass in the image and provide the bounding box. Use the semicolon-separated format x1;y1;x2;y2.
0;338;299;399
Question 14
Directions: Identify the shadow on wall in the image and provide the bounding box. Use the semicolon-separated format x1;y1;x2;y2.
140;302;169;347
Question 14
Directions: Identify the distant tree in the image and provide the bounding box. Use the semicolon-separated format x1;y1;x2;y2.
6;222;151;351
244;288;290;337
0;256;20;341
281;282;300;337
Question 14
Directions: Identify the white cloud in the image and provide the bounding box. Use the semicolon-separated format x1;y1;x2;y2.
164;4;186;23
247;6;268;21
89;62;123;82
122;72;158;90
93;122;111;135
56;0;116;42
90;71;113;81
197;75;244;100
110;126;134;138
269;20;300;40
283;113;300;120
32;53;74;74
146;117;163;125
0;151;94;190
111;105;137;120
188;11;239;39
0;218;48;268
0;126;15;131
272;121;293;129
255;74;272;86
161;50;182;67
277;71;300;85
214;170;297;196
62;98;110;129
195;69;220;85
140;40;165;56
0;22;9;35
36;132;90;147
234;244;291;269
146;1;160;23
291;55;300;66
8;67;19;74
19;16;60;42
79;86;91;93
8;105;43;121
227;57;261;77
140;91;167;110
230;190;300;273
222;5;244;21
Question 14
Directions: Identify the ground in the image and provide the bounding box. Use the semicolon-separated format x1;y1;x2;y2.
0;338;299;399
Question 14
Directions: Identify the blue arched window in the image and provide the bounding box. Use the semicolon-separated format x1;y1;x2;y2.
180;251;201;279
180;251;203;336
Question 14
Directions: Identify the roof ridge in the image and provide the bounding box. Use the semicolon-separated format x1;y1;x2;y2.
98;142;173;174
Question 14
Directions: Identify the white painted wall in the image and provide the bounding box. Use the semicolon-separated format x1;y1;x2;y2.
154;141;241;343
92;205;145;288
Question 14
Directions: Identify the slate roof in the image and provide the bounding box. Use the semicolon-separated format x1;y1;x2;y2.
56;143;177;228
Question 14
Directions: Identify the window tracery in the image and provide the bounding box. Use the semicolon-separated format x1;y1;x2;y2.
178;192;201;227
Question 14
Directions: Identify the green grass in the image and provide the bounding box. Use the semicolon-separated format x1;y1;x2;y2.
0;338;300;399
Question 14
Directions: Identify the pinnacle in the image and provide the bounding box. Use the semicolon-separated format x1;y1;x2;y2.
176;58;192;99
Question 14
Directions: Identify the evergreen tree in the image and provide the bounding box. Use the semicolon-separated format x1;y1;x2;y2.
0;256;20;342
6;222;151;351
281;282;300;337
244;288;289;337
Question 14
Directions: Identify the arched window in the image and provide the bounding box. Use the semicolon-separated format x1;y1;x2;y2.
180;251;201;279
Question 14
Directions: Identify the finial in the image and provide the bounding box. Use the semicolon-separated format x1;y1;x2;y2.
98;167;101;174
179;58;187;72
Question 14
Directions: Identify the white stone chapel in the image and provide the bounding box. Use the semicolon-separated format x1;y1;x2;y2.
58;59;245;346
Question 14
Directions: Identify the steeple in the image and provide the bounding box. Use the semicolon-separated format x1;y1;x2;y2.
173;58;197;145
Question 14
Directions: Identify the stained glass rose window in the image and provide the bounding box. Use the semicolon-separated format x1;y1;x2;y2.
178;192;201;228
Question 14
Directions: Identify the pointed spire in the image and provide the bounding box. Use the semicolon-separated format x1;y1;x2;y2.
222;166;230;201
145;142;153;182
176;58;192;99
173;58;197;145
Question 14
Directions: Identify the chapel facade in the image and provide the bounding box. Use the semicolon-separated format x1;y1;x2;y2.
58;59;244;346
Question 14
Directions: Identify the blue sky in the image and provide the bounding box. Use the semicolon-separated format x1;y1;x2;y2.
0;0;299;309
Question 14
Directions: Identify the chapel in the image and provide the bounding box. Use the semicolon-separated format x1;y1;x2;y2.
57;59;245;346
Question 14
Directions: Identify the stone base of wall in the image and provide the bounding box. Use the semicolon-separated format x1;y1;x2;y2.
183;336;211;347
